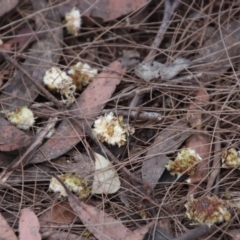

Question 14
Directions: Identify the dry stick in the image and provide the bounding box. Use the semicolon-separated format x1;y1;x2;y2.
102;109;162;121
206;125;221;191
0;51;65;110
0;117;58;184
145;0;181;64
129;0;181;108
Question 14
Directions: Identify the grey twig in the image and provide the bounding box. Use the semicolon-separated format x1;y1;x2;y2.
145;0;181;64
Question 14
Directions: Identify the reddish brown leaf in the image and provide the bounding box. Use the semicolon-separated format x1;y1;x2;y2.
187;86;209;129
31;60;126;164
0;213;17;240
68;193;131;240
39;202;78;227
142;118;192;191
19;208;41;240
185;134;210;194
0;118;31;151
0;0;18;17
60;0;149;22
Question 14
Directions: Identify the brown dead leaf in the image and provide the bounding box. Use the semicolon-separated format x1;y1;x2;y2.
142;118;192;191
185;133;210;194
19;208;41;240
0;0;18;17
68;192;131;240
187;86;209;129
0;117;31;151
60;0;149;22
0;213;17;240
39;202;78;227
67;187;152;240
30;60;126;164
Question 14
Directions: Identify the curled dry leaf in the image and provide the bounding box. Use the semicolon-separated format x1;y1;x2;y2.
91;152;121;194
19;208;41;240
0;212;17;240
31;59;127;164
185;133;210;186
135;57;192;82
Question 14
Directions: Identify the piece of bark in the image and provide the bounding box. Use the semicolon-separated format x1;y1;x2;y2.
30;59;126;164
0;0;62;110
142;118;192;191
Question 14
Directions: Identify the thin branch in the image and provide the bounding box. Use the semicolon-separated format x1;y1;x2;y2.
145;0;181;64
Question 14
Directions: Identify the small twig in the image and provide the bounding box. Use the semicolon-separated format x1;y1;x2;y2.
0;117;58;184
206;130;221;191
130;0;181;107
0;51;65;110
102;109;162;121
145;0;181;64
